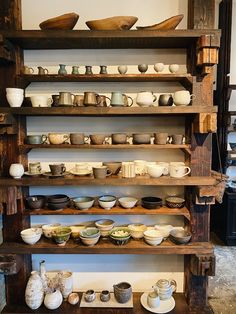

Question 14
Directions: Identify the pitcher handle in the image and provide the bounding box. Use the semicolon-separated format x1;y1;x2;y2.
127;96;133;107
42;135;48;144
183;166;191;176
153;95;157;102
170;279;177;293
96;95;102;106
84;136;90;144
29;67;34;74
106;170;112;177
44;68;49;74
105;96;111;107
63;134;70;144
48;98;53;106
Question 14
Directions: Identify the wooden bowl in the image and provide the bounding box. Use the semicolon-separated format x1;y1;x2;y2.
39;12;79;30
136;14;184;30
86;16;138;30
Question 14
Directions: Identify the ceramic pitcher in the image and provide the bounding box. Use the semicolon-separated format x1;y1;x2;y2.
58;92;75;106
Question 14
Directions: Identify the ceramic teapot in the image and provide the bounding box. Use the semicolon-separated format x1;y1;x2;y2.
152;279;177;300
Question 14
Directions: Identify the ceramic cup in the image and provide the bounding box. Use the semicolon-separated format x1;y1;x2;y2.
84;290;96;303
9;163;24;179
138;64;148;74
121;162;135;178
171;134;185;145
111;133;130;144
118;65;128;74
136;91;157;107
26;135;47;145
154;133;170;145
74;163;90;173
97;95;111;107
132;133;152;144
48;133;69;145
100;290;110;302
84;92;101;106
110;92;133;107
58;92;75;106
24;66;34;74
90;134;109;145
93;166;112;179
51;95;60;107
58;271;73;299
30;95;53;107
158;94;173;106
156;162;169;175
6;88;24;108
73;94;84;107
29;162;42;174
70;133;89;145
147;291;160;308
173;90;195;106
169;165;191;178
49;163;66;176
134;160;147;175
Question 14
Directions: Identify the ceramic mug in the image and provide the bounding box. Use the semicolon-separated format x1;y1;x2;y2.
70;133;89;145
73;94;84;106
49;163;66;176
58;92;75;106
111;133;130;144
169;165;191;178
52;95;60;107
173;90;195;106
100;290;110;302
24;66;34;74
84;92;101;106
154;133;170;145
48;133;69;145
147;291;160;308
26;135;47;145
121;162;135;178
93;166;112;179
171;134;185;145
136;91;157;107
110;92;133;107
30;95;53;107
90;134;109;145
29;162;42;174
97;95;111;107
156;162;169;175
158;94;173;106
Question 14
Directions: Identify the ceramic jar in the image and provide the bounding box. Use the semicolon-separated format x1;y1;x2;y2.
113;282;132;303
44;289;63;310
147;291;160;308
118;65;128;74
154;63;164;72
153;279;177;300
58;64;67;75
9;163;24;179
25;271;44;310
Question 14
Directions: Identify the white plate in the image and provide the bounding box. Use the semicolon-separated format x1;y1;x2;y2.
70;169;92;176
140;292;175;314
24;171;45;176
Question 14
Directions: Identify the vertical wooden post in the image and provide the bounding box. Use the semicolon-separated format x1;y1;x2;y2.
188;0;215;29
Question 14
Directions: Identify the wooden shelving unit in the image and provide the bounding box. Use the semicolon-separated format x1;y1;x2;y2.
0;1;219;313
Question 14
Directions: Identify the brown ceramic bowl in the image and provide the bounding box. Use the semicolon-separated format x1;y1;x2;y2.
169;229;192;245
39;13;79;30
136;14;184;30
103;162;122;175
132;133;151;144
47;194;69;203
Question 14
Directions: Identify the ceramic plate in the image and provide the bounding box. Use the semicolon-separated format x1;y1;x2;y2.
70;169;92;176
24;171;45;176
140;293;175;314
42;171;69;178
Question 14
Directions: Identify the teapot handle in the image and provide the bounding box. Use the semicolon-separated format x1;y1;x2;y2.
170;279;177;293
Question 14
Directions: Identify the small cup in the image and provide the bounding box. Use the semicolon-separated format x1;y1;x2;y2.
169;165;191;178
154;133;170;145
70;133;89;145
26;135;47;145
84;290;96;303
154;63;164;73
90;134;110;145
138;64;148;74
171;134;185;145
158;94;173;106
118;65;128;74
121;162;136;178
147;291;160;308
51;95;60;107
30;95;53;108
100;290;110;302
93;166;112;179
48;133;70;145
49;163;66;176
29;162;42;174
111;133;130;144
173;90;195;106
73;94;84;107
134;160;147;175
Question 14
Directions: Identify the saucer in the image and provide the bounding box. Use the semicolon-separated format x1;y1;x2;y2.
42;171;69;178
70;169;92;176
140;293;175;314
24;171;44;177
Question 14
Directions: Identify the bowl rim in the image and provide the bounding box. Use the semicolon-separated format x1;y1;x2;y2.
141;196;162;203
98;195;117;202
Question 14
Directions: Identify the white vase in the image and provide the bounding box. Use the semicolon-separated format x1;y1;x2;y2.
44;289;63;310
25;271;44;310
39;260;49;293
9;163;24;179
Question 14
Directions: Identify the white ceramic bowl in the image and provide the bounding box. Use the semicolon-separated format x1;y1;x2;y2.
6;87;24;94
128;223;147;239
73;197;95;210
95;219;115;237
21;228;42;245
42;223;61;238
98;195;116;210
80;234;100;246
147;165;164;178
118;197;138;209
144;236;163;246
155;225;173;238
144;229;163;238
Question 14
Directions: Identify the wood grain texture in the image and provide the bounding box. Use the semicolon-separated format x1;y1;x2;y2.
0;0;22;30
188;0;215;29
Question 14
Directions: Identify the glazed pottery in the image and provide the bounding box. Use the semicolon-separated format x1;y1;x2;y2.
147;164;166;178
73;94;84;106
113;282;132;303
71;66;79;75
110;92;133;107
136;91;157;107
70;225;86;240
100;290;110;302
144;229;163;246
58;92;74;106
26;195;45;210
153;279;177;300
165;196;185;208
132;133;151;144
128;223;147;239
111;133;130;144
155;224;173;239
9;163;24;179
6;87;24;94
103;162;122;175
52;94;60;107
98;195;116;210
171;134;185;145
26;135;47;145
24;66;34;74
118;197;138;209
52;227;71;246
118;65;128;74
31;95;53;107
100;65;108;74
84;92;101;106
6;88;24;107
173;90;195;106
95;219;115;237
25;271;44;310
90;134;109;145
169;229;192;244
97;95;111;107
73;197;94;210
39;12;79;30
138;64;148;74
68;292;79;305
44;289;63;310
147;291;160;308
39;260;49;293
48;133;69;145
93;166;112;179
169;64;179;73
134;160;147;175
154;133;170;145
42;223;61;238
86;16;138;30
121;162;135;178
21;228;42;245
58;271;73;299
58;64;67;75
84;290;96;302
158;94;173;106
28;162;42;174
154;63;164;72
74;163;90;174
49;163;66;176
169;165;191;178
85;65;93;75
141;196;162;209
70;133;89;145
37;66;49;75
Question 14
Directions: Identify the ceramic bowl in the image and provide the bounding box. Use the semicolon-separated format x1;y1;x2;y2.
103;162;122;175
128;223;147;239
118;197;138;209
80;227;100;238
95;219;115;237
144;237;163;246
147;165;164;178
47;200;69;210
165;196;185;208
25;195;46;210
109;235;130;245
42;223;62;238
73;196;94;210
52;227;71;246
47;194;69;203
132;133;151;144
70;225;86;240
80;234;100;246
154;225;173;238
141;197;162;209
229;143;236;151
144;229;163;239
169;229;192;245
21;228;42;245
109;227;130;239
98;195;116;210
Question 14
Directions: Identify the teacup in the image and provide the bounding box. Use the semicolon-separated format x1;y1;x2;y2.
93;166;112;179
90;134;109;145
154;62;164;73
73;94;84;106
134;160;147;175
26;135;47;145
158;94;173;106
171;134;185;145
48;133;69;145
169;165;191;178
154;133;170;145
169;64;179;73
173;90;195;106
133;133;152;144
100;290;110;302
111;133;130;144
49;163;66;176
136;91;157;107
30;95;53;107
70;133;89;145
84;290;96;303
29;162;41;174
147;165;166;178
121;162;135;178
97;95;111;107
110;92;133;107
147;291;160;308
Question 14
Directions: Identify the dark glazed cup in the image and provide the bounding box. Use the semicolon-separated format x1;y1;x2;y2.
100;290;110;302
113;282;132;304
49;164;66;176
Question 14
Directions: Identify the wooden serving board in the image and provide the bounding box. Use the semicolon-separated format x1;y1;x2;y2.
80;292;133;308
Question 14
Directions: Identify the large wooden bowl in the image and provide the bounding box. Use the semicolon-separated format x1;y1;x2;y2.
136;14;184;30
39;12;79;30
86;16;138;30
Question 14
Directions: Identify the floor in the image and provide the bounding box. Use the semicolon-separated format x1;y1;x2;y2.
208;234;236;314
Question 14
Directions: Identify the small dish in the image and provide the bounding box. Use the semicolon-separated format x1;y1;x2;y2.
136;14;184;30
70;169;92;176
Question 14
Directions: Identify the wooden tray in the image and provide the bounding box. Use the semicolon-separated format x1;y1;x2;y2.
80;292;133;308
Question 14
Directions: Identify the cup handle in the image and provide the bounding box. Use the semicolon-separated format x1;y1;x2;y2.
62;166;66;173
106;170;112;177
96;95;102;106
183;166;191;176
104;137;110;145
190;94;196;100
105;96;111;106
84;136;90;143
127;96;133;107
167;136;170;144
153;95;157;102
170;279;177;293
169;136;173;144
63;135;70;143
29;67;34;74
44;68;49;74
48;98;53;106
182;136;186;144
42;135;48;144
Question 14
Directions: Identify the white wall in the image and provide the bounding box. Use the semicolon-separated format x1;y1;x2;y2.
20;0;189;293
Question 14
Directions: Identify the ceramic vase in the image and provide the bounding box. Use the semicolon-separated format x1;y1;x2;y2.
58;64;67;75
9;163;24;179
44;289;63;310
25;271;44;310
39;260;49;293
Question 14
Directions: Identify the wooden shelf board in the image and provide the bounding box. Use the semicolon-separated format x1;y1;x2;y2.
0;106;218;116
24;205;190;220
2;293;190;314
1;29;221;49
0;175;216;186
0;238;213;255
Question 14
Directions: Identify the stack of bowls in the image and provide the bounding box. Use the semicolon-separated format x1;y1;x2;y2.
42;223;61;238
73;196;94;210
128;223;147;239
6;87;24;108
47;194;70;210
143;229;163;246
95;219;115;237
52;227;71;246
98;195;116;210
21;227;42;245
80;227;100;246
169;229;192;245
70;225;86;241
109;227;131;245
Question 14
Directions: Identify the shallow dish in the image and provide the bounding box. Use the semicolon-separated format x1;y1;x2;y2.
165;196;185;208
39;12;79;30
24;171;44;177
73;196;95;210
25;195;46;210
70;169;92;176
169;229;191;245
118;197;138;209
141;197;162;209
136;14;184;30
86;16;138;30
